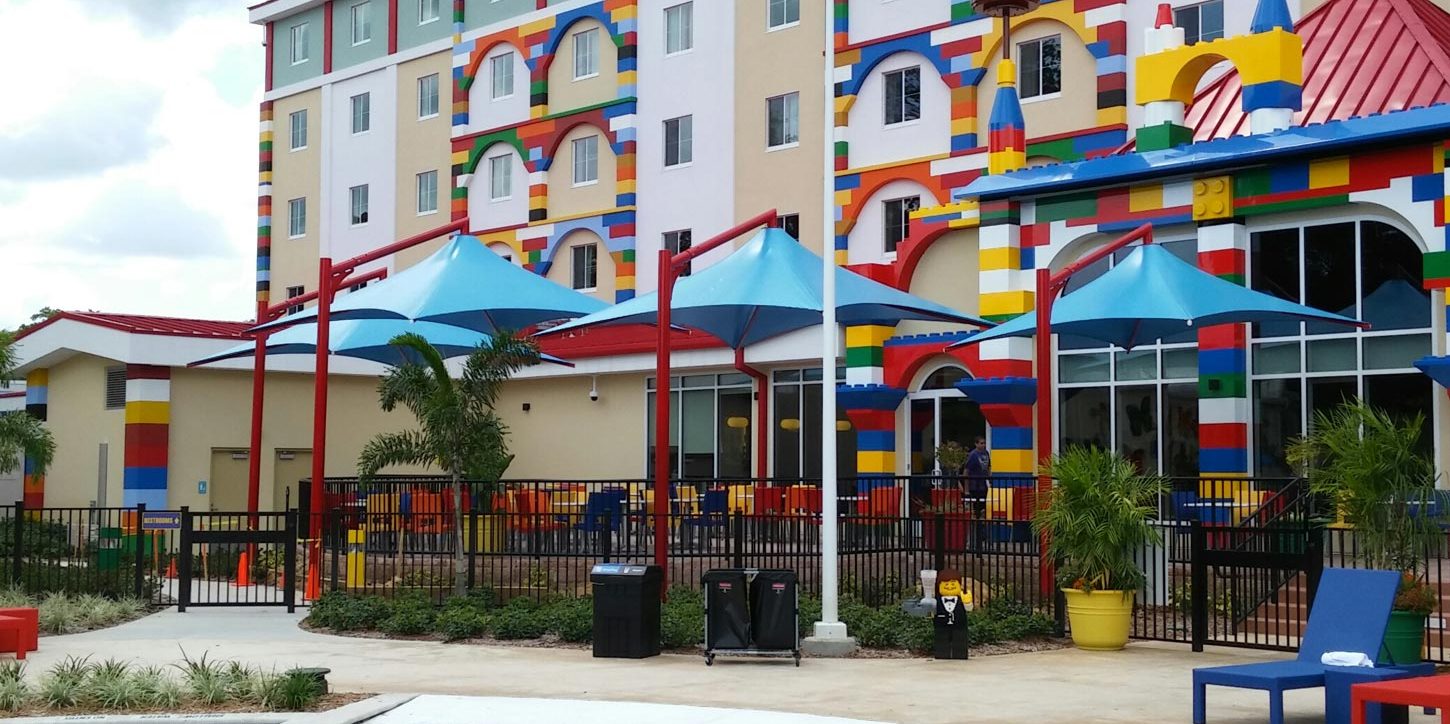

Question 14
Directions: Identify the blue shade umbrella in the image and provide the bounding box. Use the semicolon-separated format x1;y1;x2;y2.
543;227;992;346
253;235;607;334
192;319;571;367
950;244;1365;351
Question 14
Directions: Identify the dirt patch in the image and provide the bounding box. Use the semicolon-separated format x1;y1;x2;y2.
0;692;372;719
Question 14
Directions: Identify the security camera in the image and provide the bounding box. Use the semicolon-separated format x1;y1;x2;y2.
589;390;599;402
589;376;599;402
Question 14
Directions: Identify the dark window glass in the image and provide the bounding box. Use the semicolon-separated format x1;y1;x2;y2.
1364;373;1434;459
1360;221;1430;331
717;388;752;478
1163;383;1199;477
1251;228;1301;338
1060;387;1110;451
1116;386;1158;474
773;384;801;479
1304;222;1356;334
1253;378;1301;476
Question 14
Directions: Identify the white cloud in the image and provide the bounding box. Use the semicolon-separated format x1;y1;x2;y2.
0;0;262;329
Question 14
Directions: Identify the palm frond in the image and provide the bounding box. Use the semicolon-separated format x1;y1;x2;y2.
357;430;433;480
459;332;539;411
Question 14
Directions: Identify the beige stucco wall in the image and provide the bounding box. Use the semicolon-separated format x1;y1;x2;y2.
977;19;1098;142
733;0;825;254
39;355;125;508
271;88;323;307
544;229;617;303
392;51;455;271
547;18;618;114
546;125;618;218
494;372;646;479
897;228;981;336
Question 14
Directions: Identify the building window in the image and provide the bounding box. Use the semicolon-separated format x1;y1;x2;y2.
1175;0;1225;45
288;197;307;238
1058;347;1200;478
572;135;599;186
289;109;308;150
286;286;306;315
418;74;439;119
573;28;599;80
767;92;799;149
418;0;440;25
883;196;919;253
571;243;598;290
488;154;512;200
665;2;693;55
290;22;309;64
348;280;370;293
665;229;692;276
663;115;693;167
350;92;371;134
768;0;799;29
351;1;372;45
490;52;514;100
104;366;126;410
884;66;921;125
778;213;800;240
770;368;857;480
647;373;756;479
349;184;369;225
416;171;438;215
1018;36;1062;99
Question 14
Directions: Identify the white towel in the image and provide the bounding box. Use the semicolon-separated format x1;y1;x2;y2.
1321;651;1375;668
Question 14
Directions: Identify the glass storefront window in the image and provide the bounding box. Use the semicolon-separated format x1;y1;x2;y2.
647;375;751;479
1060;387;1109;450
772;368;856;481
1162;348;1198;380
1252;342;1300;374
1061;353;1110;383
1306;338;1356;372
1364;334;1430;370
1303;222;1356;335
1115;350;1157;381
1162;383;1198;477
1116;385;1158;474
1252;378;1300;477
1361;221;1431;331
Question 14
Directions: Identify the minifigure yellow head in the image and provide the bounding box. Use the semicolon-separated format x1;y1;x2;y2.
938;567;964;598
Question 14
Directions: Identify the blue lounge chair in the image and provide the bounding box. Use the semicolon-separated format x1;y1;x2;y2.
1192;567;1400;724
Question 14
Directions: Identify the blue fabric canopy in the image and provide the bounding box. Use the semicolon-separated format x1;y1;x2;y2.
192;319;570;367
950;244;1364;351
253;234;606;334
543;227;990;348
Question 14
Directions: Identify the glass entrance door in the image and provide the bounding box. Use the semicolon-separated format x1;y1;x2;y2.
908;367;988;475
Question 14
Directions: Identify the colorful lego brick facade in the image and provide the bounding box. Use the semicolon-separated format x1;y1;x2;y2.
21;370;47;509
122;366;169;510
449;1;638;302
257;101;274;306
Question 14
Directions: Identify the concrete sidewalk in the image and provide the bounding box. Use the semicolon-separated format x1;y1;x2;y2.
22;608;1437;723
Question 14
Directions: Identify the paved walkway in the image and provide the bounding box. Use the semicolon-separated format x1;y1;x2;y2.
372;695;888;724
23;608;1441;723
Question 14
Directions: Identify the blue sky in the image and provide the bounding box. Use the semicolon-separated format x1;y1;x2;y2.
0;0;262;329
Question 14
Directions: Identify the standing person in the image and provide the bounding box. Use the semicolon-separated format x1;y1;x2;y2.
965;436;991;547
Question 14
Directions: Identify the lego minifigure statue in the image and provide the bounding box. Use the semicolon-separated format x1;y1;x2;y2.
933;568;973;660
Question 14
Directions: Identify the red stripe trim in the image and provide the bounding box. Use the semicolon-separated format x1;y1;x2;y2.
323;0;334;74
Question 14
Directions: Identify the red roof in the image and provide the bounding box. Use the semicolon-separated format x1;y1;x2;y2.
1129;0;1450;148
16;312;254;342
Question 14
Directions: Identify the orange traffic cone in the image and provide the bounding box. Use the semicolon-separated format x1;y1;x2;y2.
165;555;177;579
235;550;252;587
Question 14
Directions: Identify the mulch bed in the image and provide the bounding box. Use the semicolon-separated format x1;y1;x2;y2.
0;692;372;719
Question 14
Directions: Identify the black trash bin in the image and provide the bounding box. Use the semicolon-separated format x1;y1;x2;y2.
590;563;662;658
703;569;751;650
749;569;798;651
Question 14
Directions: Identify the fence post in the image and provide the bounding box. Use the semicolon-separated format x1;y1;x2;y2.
133;503;147;600
284;508;297;613
1053;585;1067;638
730;511;743;568
467;508;478;589
11;502;22;586
600;512;613;565
933;513;945;573
1191;521;1207;653
177;506;191;613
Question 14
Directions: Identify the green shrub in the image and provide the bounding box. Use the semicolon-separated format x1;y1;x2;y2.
490;605;547;640
798;595;822;637
0;676;27;711
307;592;390;632
0;518;72;558
435;607;486;641
381;593;437;636
659;586;704;649
545;597;593;643
269;670;322;711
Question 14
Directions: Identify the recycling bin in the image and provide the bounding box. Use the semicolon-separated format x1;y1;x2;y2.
590;563;662;658
702;569;751;651
748;569;798;651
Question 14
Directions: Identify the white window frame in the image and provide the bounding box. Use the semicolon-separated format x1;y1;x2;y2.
285;286;306;315
289;109;308;151
416;170;438;215
766;92;800;150
349;184;370;226
573;28;599;80
287;198;307;239
883;66;921;127
350;1;372;46
883;195;919;255
664;2;693;56
572;135;600;187
417;73;440;120
663;115;693;168
767;0;800;30
350;92;371;134
571;243;599;291
1018;35;1062;101
488;154;512;201
490;51;515;100
665;229;692;276
418;0;441;25
290;22;310;65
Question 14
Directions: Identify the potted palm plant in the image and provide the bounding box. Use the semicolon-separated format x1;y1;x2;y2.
1288;399;1443;665
1034;446;1165;651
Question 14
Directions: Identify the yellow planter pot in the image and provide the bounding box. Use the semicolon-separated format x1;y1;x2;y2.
1062;588;1133;651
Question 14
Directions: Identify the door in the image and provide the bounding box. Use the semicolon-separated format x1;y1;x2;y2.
907;366;987;475
208;449;250;511
272;450;311;511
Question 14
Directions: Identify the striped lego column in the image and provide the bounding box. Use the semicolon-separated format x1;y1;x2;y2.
986;60;1025;176
1197;221;1252;513
978;201;1031;322
22;370;47;509
845;325;893;386
1136;4;1191;153
838;385;907;498
123;366;170;510
257;102;274;306
1244;0;1302;135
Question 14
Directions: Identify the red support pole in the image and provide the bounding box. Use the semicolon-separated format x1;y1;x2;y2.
654;249;673;588
733;348;768;480
1035;268;1054;598
247;301;268;528
310;257;333;545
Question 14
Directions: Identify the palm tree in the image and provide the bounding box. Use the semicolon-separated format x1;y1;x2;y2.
357;332;539;596
0;332;54;479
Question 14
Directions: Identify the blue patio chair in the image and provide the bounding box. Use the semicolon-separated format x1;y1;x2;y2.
1191;567;1400;724
680;489;729;545
574;492;618;534
1172;491;1200;521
